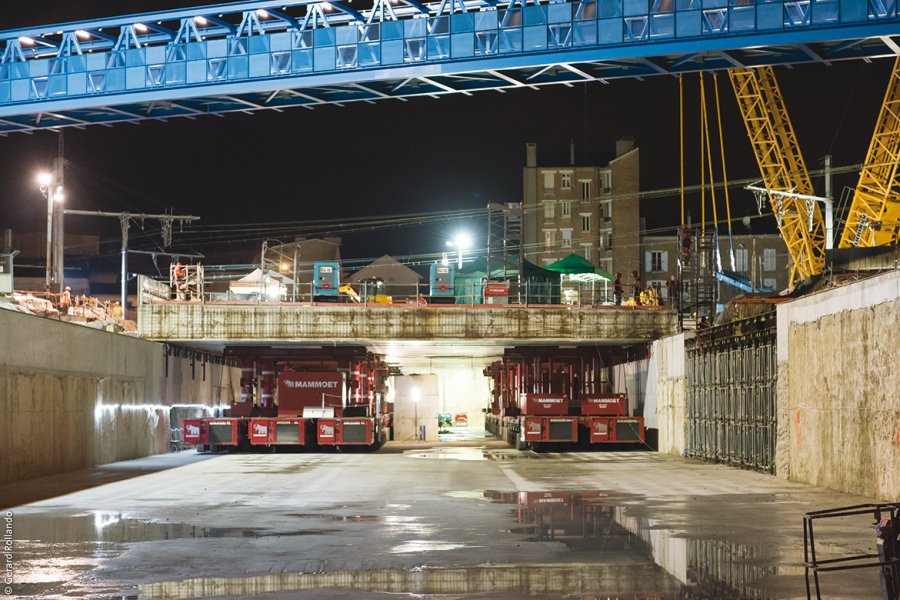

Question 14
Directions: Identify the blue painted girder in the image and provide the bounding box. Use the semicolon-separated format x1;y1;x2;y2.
0;0;898;134
717;269;774;293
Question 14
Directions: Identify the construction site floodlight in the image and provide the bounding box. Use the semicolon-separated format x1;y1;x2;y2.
257;9;270;17
75;30;91;39
54;186;65;203
18;36;34;45
194;15;208;25
453;232;472;250
134;23;149;32
36;172;52;187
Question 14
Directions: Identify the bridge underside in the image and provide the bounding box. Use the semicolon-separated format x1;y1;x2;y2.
1;0;898;135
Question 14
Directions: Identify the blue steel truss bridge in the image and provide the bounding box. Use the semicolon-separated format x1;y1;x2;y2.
0;0;898;134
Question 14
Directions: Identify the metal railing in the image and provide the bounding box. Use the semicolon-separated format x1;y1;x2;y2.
138;274;670;309
804;503;900;600
1;0;884;112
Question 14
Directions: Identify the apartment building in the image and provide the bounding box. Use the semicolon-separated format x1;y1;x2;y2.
522;141;791;304
522;140;640;277
641;233;792;303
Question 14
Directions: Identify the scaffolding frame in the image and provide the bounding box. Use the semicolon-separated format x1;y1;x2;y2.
486;202;523;281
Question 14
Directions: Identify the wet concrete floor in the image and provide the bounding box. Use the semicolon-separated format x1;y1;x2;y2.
0;441;887;599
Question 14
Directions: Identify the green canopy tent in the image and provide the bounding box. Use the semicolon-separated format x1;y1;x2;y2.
543;254;614;304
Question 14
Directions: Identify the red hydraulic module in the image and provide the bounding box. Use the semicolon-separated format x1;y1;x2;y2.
484;347;645;450
186;346;390;452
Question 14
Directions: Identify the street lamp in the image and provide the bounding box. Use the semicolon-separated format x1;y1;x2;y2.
37;172;63;293
446;232;472;269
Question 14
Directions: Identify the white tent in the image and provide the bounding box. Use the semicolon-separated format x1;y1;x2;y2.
229;269;293;299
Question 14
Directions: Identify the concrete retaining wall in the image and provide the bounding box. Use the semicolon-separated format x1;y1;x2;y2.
776;270;900;501
651;334;686;456
0;310;240;485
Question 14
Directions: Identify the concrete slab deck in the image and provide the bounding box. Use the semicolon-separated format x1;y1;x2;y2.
0;443;887;599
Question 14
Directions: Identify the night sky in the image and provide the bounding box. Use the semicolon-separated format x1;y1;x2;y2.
0;1;892;271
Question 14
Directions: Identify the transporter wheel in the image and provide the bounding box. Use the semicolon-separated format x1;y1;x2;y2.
514;437;530;452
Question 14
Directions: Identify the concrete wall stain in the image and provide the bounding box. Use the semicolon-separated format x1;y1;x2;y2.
782;297;900;501
0;309;240;486
140;304;677;343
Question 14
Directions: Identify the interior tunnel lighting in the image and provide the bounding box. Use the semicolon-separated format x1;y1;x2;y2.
93;402;231;424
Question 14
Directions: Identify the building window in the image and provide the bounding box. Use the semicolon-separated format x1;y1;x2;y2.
580;243;592;261
543;172;555;192
561;229;572;248
763;248;776;271
543;200;555;220
646;250;668;272
601;201;612;220
601;258;612;275
561;172;572;189
605;229;613;249
544;229;556;249
580;213;591;232
763;277;777;290
561;201;571;218
601;172;611;192
581;181;591;201
736;248;749;272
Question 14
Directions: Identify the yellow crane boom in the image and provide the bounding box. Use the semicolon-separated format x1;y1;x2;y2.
839;57;900;248
729;67;826;283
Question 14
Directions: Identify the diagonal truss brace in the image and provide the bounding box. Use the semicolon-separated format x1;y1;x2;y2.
838;56;900;247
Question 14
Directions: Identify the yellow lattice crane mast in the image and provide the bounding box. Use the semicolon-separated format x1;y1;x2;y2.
729;67;826;283
839;57;900;248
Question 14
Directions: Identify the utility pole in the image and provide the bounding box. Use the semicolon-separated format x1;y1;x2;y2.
44;181;54;293
64;210;200;310
824;155;834;251
751;238;757;293
52;132;65;293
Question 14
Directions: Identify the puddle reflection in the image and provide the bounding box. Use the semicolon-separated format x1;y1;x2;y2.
484;490;778;599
